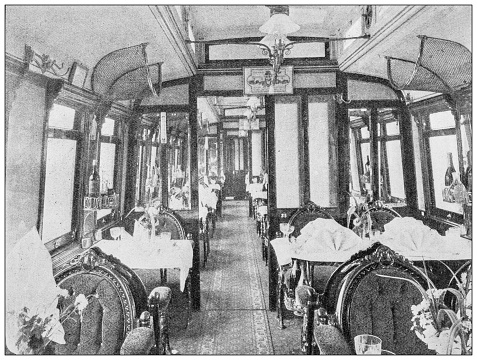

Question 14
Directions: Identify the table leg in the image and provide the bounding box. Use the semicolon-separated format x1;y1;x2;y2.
277;269;286;329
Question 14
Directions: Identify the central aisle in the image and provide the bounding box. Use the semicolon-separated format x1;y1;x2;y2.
169;200;302;355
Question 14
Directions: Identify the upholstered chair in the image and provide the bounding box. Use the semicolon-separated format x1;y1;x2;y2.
298;243;435;355
54;248;172;355
121;286;173;355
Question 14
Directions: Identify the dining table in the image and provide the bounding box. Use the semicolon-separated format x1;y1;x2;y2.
94;237;193;292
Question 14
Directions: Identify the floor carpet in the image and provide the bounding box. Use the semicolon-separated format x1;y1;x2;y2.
135;200;303;355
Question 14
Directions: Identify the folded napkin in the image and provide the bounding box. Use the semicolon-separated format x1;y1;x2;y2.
290;219;369;262
373;217;471;260
133;218;151;241
296;218;365;252
6;227;65;353
379;217;444;253
270;237;293;265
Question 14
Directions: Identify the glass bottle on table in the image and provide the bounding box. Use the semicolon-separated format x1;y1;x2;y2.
88;159;100;209
464;150;472;198
444;152;456;187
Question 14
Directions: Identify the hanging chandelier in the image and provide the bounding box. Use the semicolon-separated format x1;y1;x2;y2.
257;6;300;83
241;96;263;132
186;6;370;84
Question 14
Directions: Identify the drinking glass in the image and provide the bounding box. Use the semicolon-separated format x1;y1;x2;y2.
279;223;294;238
354;334;382;355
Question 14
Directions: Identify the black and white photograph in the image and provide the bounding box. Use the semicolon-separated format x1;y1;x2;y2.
4;3;472;355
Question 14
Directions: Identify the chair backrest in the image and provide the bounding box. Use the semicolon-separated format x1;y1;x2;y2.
152;205;187;240
368;206;401;233
326;244;434;355
54;248;147;355
288;201;334;238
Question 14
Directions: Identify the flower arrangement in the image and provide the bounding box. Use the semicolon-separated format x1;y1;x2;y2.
346;195;372;239
379;263;472;355
12;286;98;354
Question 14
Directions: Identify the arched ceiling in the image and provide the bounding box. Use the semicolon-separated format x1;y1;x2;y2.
5;5;472;90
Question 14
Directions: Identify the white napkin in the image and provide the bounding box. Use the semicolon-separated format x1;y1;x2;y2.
380;217;444;253
373;217;472;261
133;218;151;241
270;237;293;265
6;227;65;353
296;218;365;252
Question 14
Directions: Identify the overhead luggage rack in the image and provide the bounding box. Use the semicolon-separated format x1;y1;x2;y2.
91;43;161;101
386;35;471;95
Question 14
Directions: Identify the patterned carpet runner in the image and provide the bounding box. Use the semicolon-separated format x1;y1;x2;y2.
138;200;302;354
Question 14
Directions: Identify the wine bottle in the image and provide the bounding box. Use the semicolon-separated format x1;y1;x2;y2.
444;152;456;187
89;159;100;197
465;150;472;194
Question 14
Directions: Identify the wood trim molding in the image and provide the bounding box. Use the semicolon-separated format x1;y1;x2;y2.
149;5;197;76
339;6;428;71
6;51;134;120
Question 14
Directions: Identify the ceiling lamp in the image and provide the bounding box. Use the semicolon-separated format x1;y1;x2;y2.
257;6;300;83
243;96;262;131
186;6;370;85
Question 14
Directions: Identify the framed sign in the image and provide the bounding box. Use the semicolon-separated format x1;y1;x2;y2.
244;66;293;95
68;62;89;88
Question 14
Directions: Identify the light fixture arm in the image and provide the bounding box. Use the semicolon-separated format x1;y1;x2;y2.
185;34;370;46
185;34;371;84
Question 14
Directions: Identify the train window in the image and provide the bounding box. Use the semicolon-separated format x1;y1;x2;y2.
97;117;120;220
349;108;405;205
308;95;338;207
386;140;406;199
41;104;80;243
136;142;145;203
360;127;370;139
429;110;455;130
349;129;361;195
101;117;115;136
385;121;400;136
168;113;191;210
429;135;461;214
421;108;465;216
47;104;75;130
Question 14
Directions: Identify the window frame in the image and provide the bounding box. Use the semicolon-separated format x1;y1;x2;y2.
422;109;464;220
96;116;123;223
39;102;84;250
349;107;406;203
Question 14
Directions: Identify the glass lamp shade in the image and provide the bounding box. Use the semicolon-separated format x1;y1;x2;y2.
259;33;291;50
244;108;253;120
246;96;261;111
259;13;300;35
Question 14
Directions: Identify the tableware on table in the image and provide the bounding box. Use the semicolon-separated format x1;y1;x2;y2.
110;227;122;240
279;223;295;238
158;231;172;242
381;349;395;355
354;334;382;355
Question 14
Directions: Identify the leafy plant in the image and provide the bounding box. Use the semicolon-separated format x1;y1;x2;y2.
377;262;472;354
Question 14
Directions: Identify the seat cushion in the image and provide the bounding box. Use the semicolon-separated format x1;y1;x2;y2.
315;325;353;355
55;272;127;355
347;269;433;354
120;327;155;355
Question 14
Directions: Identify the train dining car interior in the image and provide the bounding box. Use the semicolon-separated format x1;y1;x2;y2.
5;4;473;355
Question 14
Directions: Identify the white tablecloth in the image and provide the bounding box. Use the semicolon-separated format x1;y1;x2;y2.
95;239;193;291
374;233;471;261
271;234;471;265
271;237;372;265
